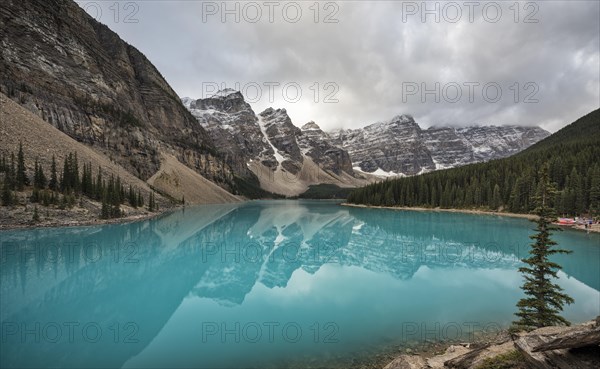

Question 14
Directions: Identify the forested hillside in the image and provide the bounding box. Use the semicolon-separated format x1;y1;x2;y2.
347;109;600;217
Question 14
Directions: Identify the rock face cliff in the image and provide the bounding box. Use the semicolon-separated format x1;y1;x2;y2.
0;0;235;190
298;121;355;175
333;115;436;175
333;115;551;176
183;89;269;177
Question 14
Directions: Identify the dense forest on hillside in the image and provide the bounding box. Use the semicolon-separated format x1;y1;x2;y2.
0;144;157;220
347;109;600;217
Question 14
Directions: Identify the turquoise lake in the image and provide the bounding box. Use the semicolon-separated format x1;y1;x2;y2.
1;200;599;368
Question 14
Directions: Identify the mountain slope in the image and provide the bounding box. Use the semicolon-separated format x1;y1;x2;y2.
347;108;600;216
147;154;240;204
0;0;235;190
0;93;159;199
0;92;239;208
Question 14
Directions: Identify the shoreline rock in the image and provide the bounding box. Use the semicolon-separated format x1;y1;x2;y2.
382;318;600;369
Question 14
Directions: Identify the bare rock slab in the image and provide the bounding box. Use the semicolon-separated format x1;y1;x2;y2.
383;355;427;369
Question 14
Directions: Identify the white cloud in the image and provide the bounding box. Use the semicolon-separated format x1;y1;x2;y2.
84;1;599;133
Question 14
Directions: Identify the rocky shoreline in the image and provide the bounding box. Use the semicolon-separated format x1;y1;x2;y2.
383;318;600;369
0;196;175;231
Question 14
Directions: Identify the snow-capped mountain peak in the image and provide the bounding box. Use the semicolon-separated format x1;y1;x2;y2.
209;88;240;98
180;92;550;194
181;97;195;109
301;121;322;131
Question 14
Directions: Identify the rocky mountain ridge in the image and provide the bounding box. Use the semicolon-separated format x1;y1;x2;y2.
183;92;551;194
333;114;551;176
185;91;366;196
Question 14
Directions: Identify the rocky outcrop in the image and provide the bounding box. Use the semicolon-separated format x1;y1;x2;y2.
185;89;272;176
298;121;354;175
258;108;304;174
334;115;435;175
457;125;551;161
421;127;475;169
0;0;235;190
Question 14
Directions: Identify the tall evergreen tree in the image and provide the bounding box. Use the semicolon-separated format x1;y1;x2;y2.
0;153;6;173
514;166;574;330
492;184;502;210
16;141;29;190
1;180;13;206
49;155;58;191
137;190;144;207
101;189;110;219
589;165;600;217
95;167;103;200
33;158;47;189
148;191;155;212
8;153;16;189
32;206;40;222
128;185;136;208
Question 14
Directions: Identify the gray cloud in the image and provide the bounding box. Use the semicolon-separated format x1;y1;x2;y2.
81;0;599;132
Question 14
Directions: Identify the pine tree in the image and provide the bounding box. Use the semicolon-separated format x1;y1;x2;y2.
73;152;80;192
8;153;16;190
589;165;600;217
81;162;89;196
32;206;40;222
128;185;136;208
30;187;40;203
101;190;110;219
49;155;58;191
42;190;50;206
514;166;574;330
2;181;13;206
95;168;103;200
148;191;155;212
137;190;144;207
33;158;47;189
61;155;70;192
0;153;6;173
16;141;28;190
492;184;502;210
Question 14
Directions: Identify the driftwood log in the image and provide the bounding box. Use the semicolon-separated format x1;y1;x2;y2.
532;326;600;352
514;322;600;369
444;344;491;368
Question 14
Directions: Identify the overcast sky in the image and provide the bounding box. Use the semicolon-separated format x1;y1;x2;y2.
79;1;599;132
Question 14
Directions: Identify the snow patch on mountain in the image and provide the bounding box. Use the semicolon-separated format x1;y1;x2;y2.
258;115;285;169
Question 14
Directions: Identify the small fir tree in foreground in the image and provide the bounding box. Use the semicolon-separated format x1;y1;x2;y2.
514;166;574;331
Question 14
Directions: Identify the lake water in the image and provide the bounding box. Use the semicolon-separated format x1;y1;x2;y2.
1;200;599;368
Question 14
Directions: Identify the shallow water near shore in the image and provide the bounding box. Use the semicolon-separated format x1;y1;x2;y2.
1;200;599;368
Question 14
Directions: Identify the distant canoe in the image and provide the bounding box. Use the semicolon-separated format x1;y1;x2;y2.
558;218;576;225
